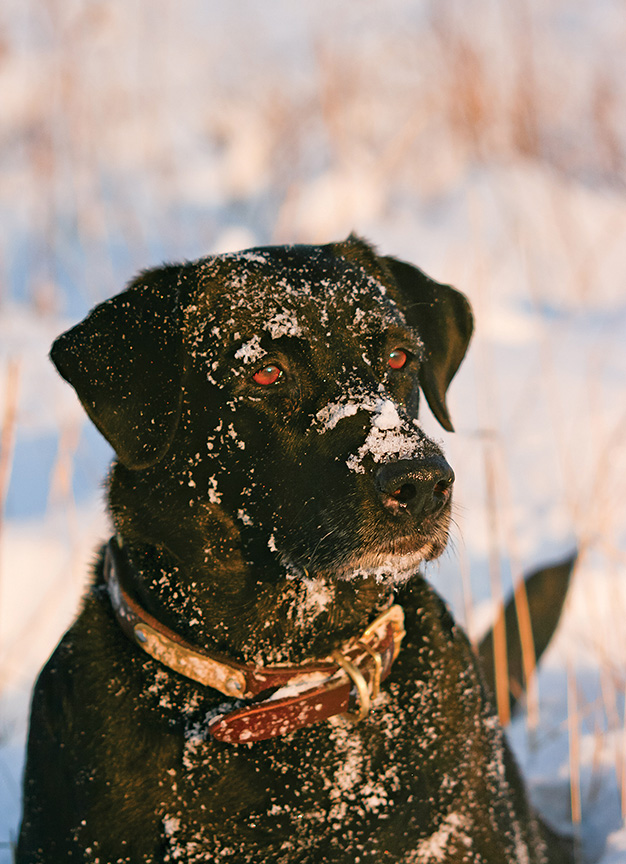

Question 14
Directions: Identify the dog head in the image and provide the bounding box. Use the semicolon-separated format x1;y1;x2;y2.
51;237;472;656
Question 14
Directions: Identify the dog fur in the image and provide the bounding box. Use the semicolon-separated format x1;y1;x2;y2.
17;237;571;863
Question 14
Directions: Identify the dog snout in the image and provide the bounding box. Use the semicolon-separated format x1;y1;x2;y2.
375;457;455;518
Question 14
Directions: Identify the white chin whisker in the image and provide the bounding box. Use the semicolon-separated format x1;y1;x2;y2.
334;549;426;586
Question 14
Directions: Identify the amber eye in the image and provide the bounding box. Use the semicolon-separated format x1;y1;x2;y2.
388;348;408;370
253;364;283;386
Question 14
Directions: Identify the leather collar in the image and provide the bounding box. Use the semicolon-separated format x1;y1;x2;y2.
104;537;406;743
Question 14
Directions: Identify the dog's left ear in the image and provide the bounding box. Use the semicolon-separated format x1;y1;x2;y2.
50;265;187;469
384;256;473;432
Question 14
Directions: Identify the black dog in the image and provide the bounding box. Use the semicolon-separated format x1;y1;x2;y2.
18;237;571;862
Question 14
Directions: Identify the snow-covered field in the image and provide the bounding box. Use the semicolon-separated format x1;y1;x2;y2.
1;0;625;860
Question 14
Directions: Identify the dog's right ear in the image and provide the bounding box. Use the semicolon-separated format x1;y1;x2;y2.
383;256;474;433
50;265;186;470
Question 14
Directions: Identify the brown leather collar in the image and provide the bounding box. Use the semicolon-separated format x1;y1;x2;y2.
104;537;406;743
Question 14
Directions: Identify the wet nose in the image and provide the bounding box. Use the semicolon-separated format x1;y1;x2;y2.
375;457;455;518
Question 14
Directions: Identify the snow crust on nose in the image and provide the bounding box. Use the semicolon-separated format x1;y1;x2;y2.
372;400;401;430
316;395;402;433
314;391;428;474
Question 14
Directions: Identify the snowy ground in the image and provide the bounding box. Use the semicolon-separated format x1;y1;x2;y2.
1;0;625;860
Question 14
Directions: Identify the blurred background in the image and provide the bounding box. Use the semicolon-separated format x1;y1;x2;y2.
1;0;625;860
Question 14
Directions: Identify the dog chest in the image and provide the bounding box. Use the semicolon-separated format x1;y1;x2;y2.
148;614;543;864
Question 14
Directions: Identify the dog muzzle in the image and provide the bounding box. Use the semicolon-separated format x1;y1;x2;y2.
103;537;406;744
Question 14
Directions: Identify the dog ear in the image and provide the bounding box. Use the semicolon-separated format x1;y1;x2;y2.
50;265;186;469
384;256;473;432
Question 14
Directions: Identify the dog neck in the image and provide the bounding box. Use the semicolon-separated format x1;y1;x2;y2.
108;535;397;668
103;536;406;743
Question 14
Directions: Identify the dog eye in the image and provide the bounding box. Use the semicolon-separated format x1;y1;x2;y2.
253;364;283;386
388;348;408;370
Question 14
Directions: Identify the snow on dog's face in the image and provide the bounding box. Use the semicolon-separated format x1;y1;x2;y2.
50;237;473;589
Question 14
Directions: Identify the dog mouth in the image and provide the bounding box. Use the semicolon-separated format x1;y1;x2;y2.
289;507;452;586
266;479;454;585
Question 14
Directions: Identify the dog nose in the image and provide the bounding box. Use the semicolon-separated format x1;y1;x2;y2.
375;457;455;517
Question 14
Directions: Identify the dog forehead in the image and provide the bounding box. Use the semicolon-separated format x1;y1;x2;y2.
190;245;407;337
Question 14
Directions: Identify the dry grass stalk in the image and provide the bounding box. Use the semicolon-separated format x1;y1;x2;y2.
457;530;476;651
621;701;626;819
483;438;510;727
0;360;21;624
568;661;582;826
468;194;511;727
592;71;623;177
493;438;540;729
0;360;20;518
48;419;84;589
511;575;538;726
48;421;81;507
600;669;625;814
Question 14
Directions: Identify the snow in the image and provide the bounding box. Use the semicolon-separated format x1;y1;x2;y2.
407;812;471;863
347;419;429;473
339;552;427;588
602;830;626;864
206;476;222;505
300;575;333;617
316;393;430;473
234;335;266;365
372;400;402;431
1;0;626;860
315;400;360;431
264;311;303;340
